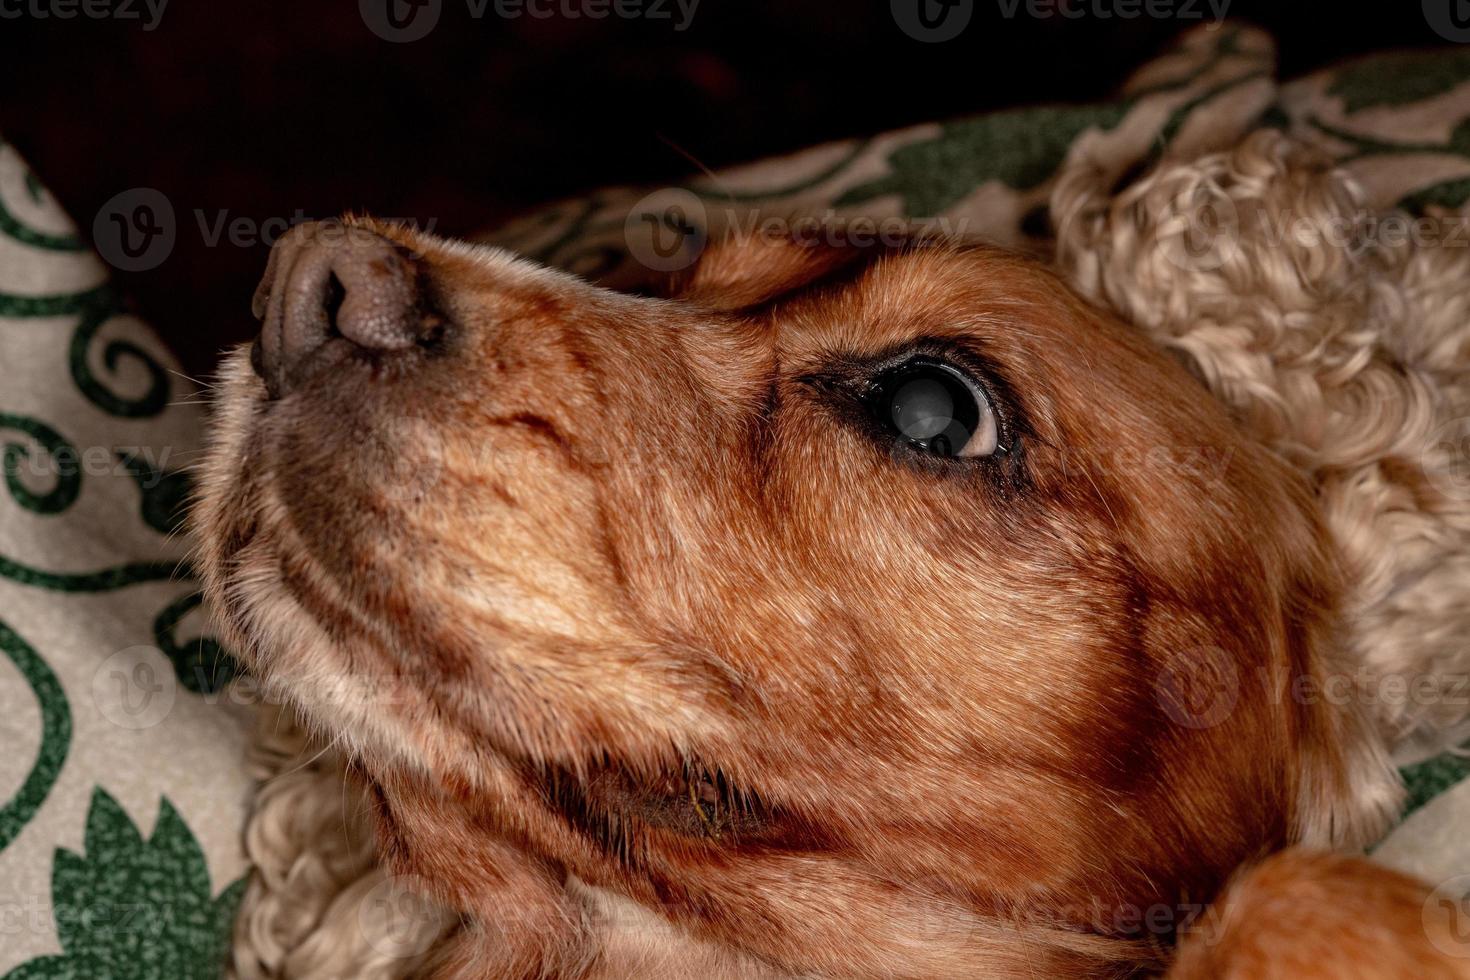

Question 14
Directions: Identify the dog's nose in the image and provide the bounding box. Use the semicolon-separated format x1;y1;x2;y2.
250;221;432;398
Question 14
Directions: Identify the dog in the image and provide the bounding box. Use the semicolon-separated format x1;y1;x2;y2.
198;132;1470;978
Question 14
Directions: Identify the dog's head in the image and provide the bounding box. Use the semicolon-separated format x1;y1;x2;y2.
196;216;1394;977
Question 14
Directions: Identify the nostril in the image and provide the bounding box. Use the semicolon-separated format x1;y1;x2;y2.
331;246;423;352
252;221;437;398
322;272;346;340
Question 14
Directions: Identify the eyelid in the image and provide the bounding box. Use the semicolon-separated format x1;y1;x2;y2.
797;340;1029;469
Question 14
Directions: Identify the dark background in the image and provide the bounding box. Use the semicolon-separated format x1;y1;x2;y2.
0;0;1446;375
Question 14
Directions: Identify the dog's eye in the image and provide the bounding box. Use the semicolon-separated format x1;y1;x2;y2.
868;360;999;458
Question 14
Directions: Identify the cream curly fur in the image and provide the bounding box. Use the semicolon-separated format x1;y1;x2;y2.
1055;130;1470;761
226;131;1470;976
226;706;458;980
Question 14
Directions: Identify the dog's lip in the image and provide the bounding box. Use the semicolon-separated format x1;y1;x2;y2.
253;333;374;401
248;334;266;380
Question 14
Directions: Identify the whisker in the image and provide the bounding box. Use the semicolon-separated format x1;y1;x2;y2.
270;729;345;783
656;132;739;207
168;368;220;391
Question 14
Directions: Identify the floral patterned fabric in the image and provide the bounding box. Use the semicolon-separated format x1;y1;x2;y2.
0;144;249;977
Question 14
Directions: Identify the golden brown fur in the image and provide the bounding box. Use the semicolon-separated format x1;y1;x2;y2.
194;179;1441;976
1167;850;1470;979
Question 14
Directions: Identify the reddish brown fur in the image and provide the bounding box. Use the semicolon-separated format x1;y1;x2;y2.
1169;850;1470;978
197;220;1421;977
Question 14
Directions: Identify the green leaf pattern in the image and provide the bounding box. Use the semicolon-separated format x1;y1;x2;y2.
833;102;1135;216
1;790;244;980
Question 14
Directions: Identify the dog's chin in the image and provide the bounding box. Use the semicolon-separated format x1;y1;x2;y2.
194;347;481;779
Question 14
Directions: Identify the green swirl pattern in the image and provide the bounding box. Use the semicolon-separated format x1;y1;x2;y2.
0;284;112;320
0;145;83;253
0;621;71;854
0;555;184;593
0;195;82;253
154;591;238;695
0;283;169;420
67;300;170;419
0;413;80;515
0;141;238;908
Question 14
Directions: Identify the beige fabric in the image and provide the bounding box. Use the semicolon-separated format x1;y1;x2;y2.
0;139;252;977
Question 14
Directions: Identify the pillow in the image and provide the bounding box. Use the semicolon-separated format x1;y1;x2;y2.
0;139;251;979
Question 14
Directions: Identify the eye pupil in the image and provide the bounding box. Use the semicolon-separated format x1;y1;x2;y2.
871;362;994;458
891;377;963;442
